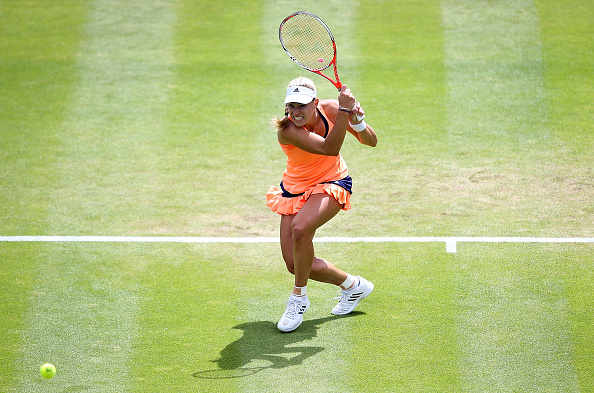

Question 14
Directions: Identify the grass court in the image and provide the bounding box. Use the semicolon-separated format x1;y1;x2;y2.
0;0;592;391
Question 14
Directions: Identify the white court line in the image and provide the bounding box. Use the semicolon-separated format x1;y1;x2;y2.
1;236;592;253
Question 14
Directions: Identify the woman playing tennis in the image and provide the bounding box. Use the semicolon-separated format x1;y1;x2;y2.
267;77;378;332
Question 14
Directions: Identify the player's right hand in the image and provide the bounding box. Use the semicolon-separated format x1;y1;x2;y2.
338;85;356;111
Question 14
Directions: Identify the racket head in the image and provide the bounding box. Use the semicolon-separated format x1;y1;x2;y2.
279;11;337;73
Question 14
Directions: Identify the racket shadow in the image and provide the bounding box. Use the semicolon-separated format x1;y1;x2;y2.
193;312;365;379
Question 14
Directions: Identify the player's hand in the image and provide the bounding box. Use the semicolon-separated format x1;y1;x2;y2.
338;86;356;111
350;102;365;124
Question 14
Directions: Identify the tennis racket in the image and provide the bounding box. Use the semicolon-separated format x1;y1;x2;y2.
279;11;343;90
279;11;365;121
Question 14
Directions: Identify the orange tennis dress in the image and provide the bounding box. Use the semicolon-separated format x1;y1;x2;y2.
266;105;352;215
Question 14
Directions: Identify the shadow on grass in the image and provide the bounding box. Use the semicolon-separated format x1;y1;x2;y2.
193;312;365;379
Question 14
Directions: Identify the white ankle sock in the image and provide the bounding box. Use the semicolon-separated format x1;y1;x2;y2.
293;285;307;297
340;274;356;290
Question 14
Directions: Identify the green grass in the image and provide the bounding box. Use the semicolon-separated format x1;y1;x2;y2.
1;0;592;392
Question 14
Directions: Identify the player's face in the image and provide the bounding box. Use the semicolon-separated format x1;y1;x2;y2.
286;99;316;126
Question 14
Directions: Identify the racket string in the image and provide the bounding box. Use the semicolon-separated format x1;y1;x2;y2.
280;13;335;71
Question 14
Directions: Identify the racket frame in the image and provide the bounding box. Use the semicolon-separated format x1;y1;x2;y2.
279;11;343;90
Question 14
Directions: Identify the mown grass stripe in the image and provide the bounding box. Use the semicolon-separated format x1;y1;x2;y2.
15;246;143;393
15;1;178;391
0;1;88;390
536;2;594;387
455;259;580;392
442;0;580;390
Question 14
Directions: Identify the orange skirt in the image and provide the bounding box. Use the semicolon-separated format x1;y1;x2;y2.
266;182;351;215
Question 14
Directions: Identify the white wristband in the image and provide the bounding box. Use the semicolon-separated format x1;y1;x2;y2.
350;120;367;132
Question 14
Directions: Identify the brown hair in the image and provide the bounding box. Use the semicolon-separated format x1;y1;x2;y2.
271;77;317;131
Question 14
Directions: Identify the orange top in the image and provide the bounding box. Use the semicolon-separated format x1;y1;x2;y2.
280;105;349;194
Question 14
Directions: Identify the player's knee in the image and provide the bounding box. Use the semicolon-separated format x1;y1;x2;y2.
291;220;313;244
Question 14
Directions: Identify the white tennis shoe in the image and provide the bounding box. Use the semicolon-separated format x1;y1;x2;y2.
277;295;310;332
331;276;374;315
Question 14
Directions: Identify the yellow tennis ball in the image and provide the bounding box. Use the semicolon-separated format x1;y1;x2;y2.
40;363;56;379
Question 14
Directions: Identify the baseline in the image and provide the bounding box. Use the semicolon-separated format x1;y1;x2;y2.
1;236;592;253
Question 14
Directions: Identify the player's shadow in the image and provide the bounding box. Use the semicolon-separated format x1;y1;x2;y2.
193;312;364;379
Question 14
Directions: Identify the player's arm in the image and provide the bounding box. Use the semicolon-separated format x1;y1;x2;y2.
323;100;377;147
278;111;351;156
279;87;356;156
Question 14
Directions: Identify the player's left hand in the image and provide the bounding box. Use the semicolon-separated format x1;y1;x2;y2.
350;102;365;124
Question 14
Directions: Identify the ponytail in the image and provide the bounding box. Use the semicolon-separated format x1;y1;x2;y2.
271;114;291;131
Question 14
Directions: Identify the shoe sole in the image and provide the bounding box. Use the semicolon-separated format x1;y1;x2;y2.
331;278;374;315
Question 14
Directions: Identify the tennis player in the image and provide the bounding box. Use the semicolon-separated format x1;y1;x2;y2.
267;77;378;332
